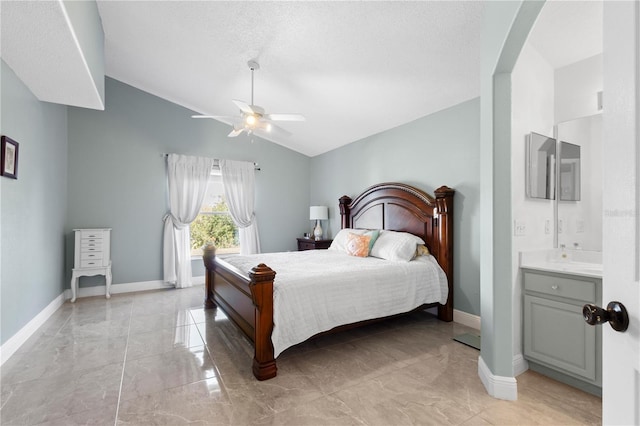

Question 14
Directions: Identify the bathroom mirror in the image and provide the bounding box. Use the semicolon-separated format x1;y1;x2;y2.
526;132;556;200
559;142;581;201
556;114;602;251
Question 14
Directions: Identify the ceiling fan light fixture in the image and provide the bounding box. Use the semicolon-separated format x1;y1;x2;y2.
192;60;303;139
245;114;257;127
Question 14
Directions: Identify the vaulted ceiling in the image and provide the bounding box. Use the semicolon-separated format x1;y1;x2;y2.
1;1;602;157
99;1;490;157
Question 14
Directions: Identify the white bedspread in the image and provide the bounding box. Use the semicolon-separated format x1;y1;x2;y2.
221;250;448;357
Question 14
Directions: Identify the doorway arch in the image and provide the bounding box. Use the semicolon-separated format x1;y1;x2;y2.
478;1;545;400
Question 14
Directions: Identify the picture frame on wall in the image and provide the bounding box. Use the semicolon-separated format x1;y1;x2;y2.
1;136;19;179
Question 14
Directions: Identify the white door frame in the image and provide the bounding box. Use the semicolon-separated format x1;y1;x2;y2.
601;1;640;423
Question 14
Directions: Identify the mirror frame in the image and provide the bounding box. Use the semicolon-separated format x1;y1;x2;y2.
554;113;601;249
526;132;557;200
559;141;581;201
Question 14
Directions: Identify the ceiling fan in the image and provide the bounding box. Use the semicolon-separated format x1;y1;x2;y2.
192;60;305;138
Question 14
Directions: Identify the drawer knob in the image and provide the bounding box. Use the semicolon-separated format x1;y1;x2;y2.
583;302;629;332
551;284;559;290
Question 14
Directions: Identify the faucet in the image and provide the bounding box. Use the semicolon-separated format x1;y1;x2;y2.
560;244;568;259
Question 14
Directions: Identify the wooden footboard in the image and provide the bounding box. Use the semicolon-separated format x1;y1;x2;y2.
203;250;278;380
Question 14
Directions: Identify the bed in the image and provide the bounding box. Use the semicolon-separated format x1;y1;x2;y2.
202;182;455;380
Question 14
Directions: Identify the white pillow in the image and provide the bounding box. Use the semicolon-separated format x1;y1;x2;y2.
370;230;425;262
329;228;379;253
328;228;365;252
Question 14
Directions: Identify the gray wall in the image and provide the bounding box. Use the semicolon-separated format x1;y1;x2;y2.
67;77;310;286
309;98;481;316
1;60;68;345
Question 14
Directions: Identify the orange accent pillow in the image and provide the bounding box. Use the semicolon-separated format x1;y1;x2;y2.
345;233;372;257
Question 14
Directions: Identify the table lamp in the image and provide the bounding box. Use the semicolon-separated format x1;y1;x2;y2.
309;206;328;240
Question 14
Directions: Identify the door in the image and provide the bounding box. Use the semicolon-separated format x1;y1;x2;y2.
602;2;640;424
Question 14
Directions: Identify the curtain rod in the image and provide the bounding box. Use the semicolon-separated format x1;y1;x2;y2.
160;153;260;170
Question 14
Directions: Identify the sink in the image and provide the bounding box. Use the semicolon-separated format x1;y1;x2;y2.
520;250;603;278
570;262;602;271
553;261;602;274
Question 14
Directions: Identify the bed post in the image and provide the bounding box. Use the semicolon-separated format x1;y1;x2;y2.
202;246;217;309
248;263;277;380
434;186;455;322
339;195;352;229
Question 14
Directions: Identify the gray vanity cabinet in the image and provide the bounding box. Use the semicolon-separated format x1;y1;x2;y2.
523;269;602;395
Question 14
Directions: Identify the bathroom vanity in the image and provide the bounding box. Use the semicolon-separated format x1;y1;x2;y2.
520;251;602;396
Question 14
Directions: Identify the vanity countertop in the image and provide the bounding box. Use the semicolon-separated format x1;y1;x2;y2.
520;249;602;279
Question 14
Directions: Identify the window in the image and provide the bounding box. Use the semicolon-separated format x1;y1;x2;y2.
190;172;239;256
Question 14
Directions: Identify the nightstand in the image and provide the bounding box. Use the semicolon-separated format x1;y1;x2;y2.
297;238;332;251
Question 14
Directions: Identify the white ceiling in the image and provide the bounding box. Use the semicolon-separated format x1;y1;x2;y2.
1;1;603;157
95;1;486;157
527;0;602;69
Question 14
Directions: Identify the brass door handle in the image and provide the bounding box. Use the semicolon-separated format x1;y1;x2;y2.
583;301;629;332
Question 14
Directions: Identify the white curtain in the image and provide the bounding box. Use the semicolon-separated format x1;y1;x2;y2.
163;154;215;288
220;159;261;255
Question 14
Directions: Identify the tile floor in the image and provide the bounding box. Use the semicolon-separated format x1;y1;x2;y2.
1;286;602;425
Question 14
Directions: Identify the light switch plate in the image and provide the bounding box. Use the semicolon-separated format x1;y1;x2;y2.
514;220;526;236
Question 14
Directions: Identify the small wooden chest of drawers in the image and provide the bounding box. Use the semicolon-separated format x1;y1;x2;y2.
297;238;332;251
71;228;112;302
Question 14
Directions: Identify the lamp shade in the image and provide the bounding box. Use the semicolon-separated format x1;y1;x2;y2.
309;206;328;220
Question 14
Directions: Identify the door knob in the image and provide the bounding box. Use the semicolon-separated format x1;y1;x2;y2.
583;301;629;332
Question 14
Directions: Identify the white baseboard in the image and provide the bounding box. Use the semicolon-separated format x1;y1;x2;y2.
478;355;518;401
63;279;173;300
63;276;206;300
0;292;66;366
453;309;481;330
64;275;205;299
513;353;529;376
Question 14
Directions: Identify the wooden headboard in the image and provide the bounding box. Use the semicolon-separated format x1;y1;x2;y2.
338;182;455;321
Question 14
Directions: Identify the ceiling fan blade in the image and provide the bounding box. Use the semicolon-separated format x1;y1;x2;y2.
232;100;256;114
264;113;306;122
256;121;292;138
192;115;237;120
228;128;244;137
